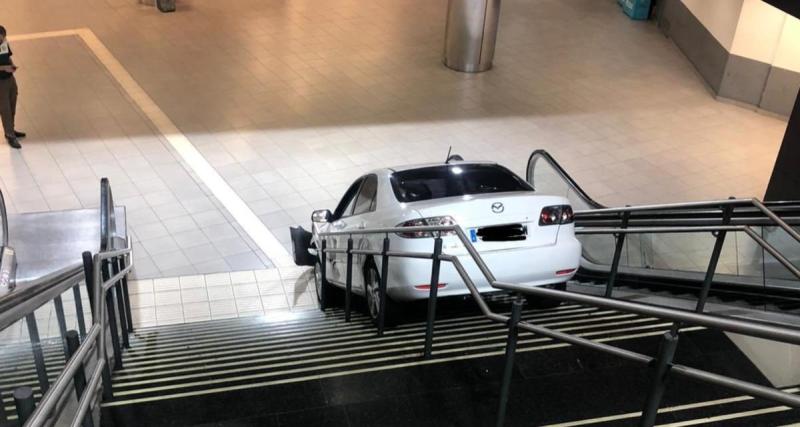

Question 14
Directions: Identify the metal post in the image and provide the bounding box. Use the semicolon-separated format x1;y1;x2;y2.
424;236;444;359
25;312;49;393
605;210;630;298
118;256;134;332
66;330;94;427
94;255;114;401
496;298;523;427
82;251;95;319
54;295;69;356
639;331;679;427
443;0;502;72
378;236;390;336
320;239;328;310
102;260;123;369
345;237;354;322
695;205;733;313
73;284;87;338
13;387;35;425
111;258;130;348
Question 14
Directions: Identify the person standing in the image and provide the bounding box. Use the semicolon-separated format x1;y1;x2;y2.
0;25;25;149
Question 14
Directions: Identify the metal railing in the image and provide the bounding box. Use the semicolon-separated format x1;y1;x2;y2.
318;217;800;426
21;243;133;427
0;179;135;426
527;149;800;295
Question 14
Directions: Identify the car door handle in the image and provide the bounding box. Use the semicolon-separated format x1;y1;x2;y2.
357;224;366;230
333;222;346;230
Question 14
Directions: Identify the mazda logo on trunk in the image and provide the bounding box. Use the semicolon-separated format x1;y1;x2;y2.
491;202;504;213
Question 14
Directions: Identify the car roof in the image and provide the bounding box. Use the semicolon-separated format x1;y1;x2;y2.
382;160;499;174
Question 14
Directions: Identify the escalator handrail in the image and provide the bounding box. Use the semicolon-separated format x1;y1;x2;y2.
0;189;8;247
0;262;84;332
100;177;117;252
526;149;606;209
526;149;800;244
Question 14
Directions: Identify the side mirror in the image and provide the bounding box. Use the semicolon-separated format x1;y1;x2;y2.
312;209;332;223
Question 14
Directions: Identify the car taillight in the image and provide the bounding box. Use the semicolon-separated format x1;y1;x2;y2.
396;216;457;238
539;205;574;226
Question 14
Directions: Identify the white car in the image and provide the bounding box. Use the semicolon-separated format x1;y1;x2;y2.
291;160;582;322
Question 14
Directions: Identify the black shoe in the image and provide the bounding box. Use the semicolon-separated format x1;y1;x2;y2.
13;130;25;138
6;136;21;149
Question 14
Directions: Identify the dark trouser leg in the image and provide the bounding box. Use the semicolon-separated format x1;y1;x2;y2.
9;77;17;124
0;78;14;137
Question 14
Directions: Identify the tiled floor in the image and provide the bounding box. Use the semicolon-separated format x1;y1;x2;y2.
127;266;317;328
0;0;791;324
0;36;271;278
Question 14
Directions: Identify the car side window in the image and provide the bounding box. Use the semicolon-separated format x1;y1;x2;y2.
333;178;364;220
352;175;378;216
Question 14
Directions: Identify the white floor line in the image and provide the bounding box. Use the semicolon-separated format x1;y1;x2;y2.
657;406;792;427
544;388;800;426
9;29;292;268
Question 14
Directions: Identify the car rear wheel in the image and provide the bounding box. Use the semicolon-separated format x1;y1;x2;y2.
525;282;566;309
364;263;398;326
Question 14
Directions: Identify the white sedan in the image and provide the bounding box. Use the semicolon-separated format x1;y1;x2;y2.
291;160;582;322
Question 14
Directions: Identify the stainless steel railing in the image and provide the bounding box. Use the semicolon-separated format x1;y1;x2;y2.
527;148;800;296
318;218;800;427
0;179;135;426
23;241;133;427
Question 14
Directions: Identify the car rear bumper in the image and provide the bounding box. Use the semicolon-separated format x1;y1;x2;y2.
385;236;582;302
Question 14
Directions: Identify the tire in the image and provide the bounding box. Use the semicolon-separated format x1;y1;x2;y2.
314;260;333;310
525;282;566;309
364;262;399;326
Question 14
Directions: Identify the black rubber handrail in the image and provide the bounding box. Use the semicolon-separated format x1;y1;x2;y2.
0;189;8;247
526;149;606;209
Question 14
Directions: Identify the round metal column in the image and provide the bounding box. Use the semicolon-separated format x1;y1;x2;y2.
443;0;502;73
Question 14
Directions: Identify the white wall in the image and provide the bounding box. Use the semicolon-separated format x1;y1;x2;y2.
772;15;800;72
682;0;743;50
727;333;800;387
730;0;785;64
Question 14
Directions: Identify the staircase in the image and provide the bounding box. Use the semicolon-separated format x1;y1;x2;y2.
95;294;800;426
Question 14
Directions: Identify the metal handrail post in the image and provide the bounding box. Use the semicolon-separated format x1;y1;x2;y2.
25;312;49;393
696;205;732;313
117;255;134;333
82;252;96;320
345;237;354;322
496;298;523;427
378;236;390;336
101;259;123;369
54;295;70;355
13;387;35;425
605;209;630;297
73;284;87;338
423;236;444;359
111;257;130;348
93;253;113;402
320;239;328;309
639;330;679;426
65;330;93;427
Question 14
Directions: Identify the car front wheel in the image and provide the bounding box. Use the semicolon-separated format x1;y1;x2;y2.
314;260;333;310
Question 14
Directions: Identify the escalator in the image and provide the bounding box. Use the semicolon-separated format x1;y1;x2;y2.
527;150;800;322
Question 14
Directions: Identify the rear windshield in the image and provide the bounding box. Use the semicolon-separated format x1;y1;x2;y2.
390;164;532;203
